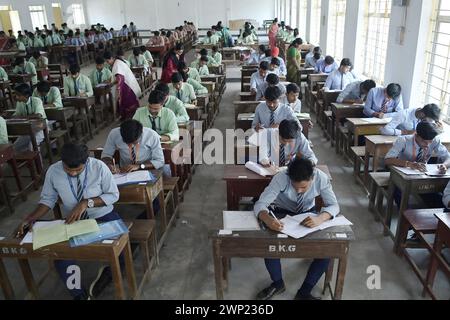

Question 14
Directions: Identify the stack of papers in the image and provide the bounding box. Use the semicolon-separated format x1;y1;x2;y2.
361;117;392;124
223;211;261;231
113;171;155;186
69;219;128;247
245;161;279;177
394;164;450;177
21;220;100;250
280;214;353;239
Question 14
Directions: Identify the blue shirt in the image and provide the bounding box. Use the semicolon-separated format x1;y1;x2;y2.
254;168;339;217
380;108;421;136
337;81;364;103
314;59;339;74
252;102;300;129
324;69;359;91
364;87;404;117
39;158;119;219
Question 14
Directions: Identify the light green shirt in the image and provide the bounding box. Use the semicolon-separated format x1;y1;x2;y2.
164;96;190;123
198;65;209;76
168;82;196;104
13;62;38;85
89;67;113;86
63;74;94;97
187;78;208;95
28;56;48;69
17;42;26;51
0;116;8;144
0;67;8;81
203;36;219;45
14;97;46;119
212;52;222;65
187;67;201;82
29;37;45;48
32;87;63;109
133;106;179;141
128;54;149;69
143;51;154;64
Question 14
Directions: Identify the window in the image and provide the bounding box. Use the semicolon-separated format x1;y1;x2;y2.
298;0;307;39
327;0;346;61
358;0;392;84
29;5;48;30
71;3;85;25
52;3;61;8
291;0;297;28
310;0;321;45
422;0;450;121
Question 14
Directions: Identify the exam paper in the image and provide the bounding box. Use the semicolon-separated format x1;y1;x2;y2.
113;170;154;186
394;164;450;177
280;214;353;239
361;117;392;124
223;211;261;231
245;161;278;177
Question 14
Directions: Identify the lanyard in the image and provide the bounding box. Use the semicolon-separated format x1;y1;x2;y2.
66;160;89;202
26;97;33;115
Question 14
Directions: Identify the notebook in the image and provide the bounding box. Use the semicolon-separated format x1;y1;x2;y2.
69;219;128;247
113;170;155;186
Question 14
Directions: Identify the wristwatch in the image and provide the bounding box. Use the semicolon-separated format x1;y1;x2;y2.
140;164;146;170
87;199;95;208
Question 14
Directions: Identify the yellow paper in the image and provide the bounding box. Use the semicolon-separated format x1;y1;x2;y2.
66;220;100;239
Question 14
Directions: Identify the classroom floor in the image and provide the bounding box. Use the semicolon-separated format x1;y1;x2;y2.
0;53;448;300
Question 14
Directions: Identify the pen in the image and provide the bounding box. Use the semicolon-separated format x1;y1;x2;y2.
112;158;117;172
268;209;280;224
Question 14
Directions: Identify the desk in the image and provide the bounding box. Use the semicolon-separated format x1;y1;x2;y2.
0;81;14;109
210;225;354;300
346;118;391;147
146;46;166;66
0;232;136;300
7;73;33;87
223;165;331;210
94;83;115;122
62;96;96;141
331;103;365;153
62;46;83;66
0;143;24;201
386;167;450;249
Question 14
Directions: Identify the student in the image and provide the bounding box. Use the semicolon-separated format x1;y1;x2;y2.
197;56;210;76
201;48;220;67
118;25;129;37
203;31;219;45
239;31;255;45
63;64;94;97
177;66;208;95
211;46;222;65
254;120;317;167
28;51;49;69
15;143;121;300
169;72;197;105
252;86;300;131
385;122;450;209
179;61;201;82
128;47;149;73
10;38;26;51
336;79;376;104
250;61;270;96
314;55;338;75
116;48;131;68
133;90;179;142
324;58;358;91
12;57;38;85
32;81;63;109
102;119;164;173
246;45;266;65
254;157;339;300
12;83;47;152
363;83;403;118
155;82;190;123
89;57;113;86
380;104;441;136
269;57;283;77
28;33;44;48
140;45;154;66
269;47;287;77
281;83;302;113
0;116;8;144
305;47;323;68
0;65;8;81
256;73;286;101
147;31;164;46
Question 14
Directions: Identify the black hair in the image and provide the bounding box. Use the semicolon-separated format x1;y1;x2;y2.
386;83;402;100
264;86;282;101
340;58;352;67
264;49;272;57
69;64;80;74
133;47;140;56
266;73;279;85
61;143;89;168
14;57;25;66
313;52;322;60
95;56;105;65
287;157;314;182
360;80;376;93
120;119;143;144
324;56;335;65
270;57;280;67
14;83;32;97
103;51;112;60
36;81;51;93
212;46;218;52
171;72;183;83
259;44;266;53
148;89;166;104
175;43;184;51
259;61;270;71
200;48;208;56
155;82;170;95
178;61;188;71
153;31;160;36
140;45;146;53
32;51;41;59
279;120;300;140
421;103;441;121
200;55;209;62
207;31;212;37
286;83;300;94
416;121;439;141
117;48;125;56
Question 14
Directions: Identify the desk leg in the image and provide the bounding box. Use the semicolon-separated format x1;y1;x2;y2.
423;227;442;298
373;148;380;173
159;190;167;231
385;181;396;237
335;120;340;154
123;238;137;299
8;158;24;199
18;259;40;299
353;129;359;147
110;255;126;300
212;239;224;300
393;184;411;255
0;258;15;299
334;253;349;300
364;148;370;185
226;182;234;210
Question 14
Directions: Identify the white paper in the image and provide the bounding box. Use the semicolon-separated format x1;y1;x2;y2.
218;229;233;235
245;161;278;177
223;211;261;231
20;220;64;245
425;164;450;177
393;166;423;175
361;117;392;124
113;171;152;186
335;233;347;239
102;240;114;244
0;237;5;241
279;214;353;239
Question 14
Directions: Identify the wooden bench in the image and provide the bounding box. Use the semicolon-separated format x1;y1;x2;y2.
163;176;180;220
368;172;391;224
350;146;366;186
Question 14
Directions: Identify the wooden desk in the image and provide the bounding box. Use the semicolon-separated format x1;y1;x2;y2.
386;167;450;249
233;100;262;122
210;224;354;300
223;165;331;210
62;46;83;66
0;231;136;300
94;83;115;122
0;143;24;202
62;96;96;141
331;103;365;153
346;118;391;147
0;81;14;110
7;73;33;87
